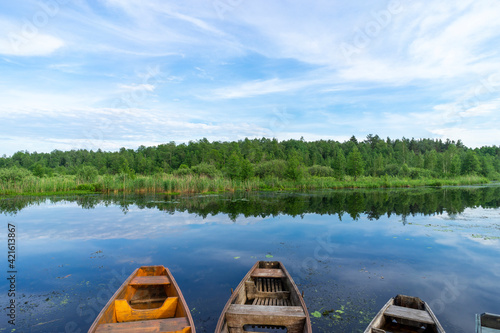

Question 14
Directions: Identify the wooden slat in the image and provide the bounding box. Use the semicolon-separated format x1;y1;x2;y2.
226;304;306;329
95;317;190;332
130;297;167;305
384;305;434;325
227;304;306;318
251;269;286;279
129;276;171;286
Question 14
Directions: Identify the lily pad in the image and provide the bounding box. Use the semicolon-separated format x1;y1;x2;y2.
311;311;322;318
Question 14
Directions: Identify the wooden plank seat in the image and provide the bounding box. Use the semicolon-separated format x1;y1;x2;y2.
94;317;191;333
115;297;178;322
384;305;434;325
251;269;286;279
252;298;292;306
129;275;171;286
226;304;306;332
480;313;500;329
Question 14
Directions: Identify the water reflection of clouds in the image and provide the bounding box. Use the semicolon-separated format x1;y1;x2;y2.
116;256;153;265
285;214;499;331
2;197;499;333
10;203;266;241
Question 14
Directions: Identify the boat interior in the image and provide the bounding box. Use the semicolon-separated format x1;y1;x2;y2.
223;261;307;333
374;295;440;333
94;266;192;333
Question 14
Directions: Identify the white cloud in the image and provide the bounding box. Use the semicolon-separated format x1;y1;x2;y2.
207;78;313;100
118;83;156;92
0;17;64;56
1;0;500;152
0;31;64;56
430;127;500;148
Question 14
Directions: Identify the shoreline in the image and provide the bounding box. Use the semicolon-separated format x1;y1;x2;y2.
0;174;491;197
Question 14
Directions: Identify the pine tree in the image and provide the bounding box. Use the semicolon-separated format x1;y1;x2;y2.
332;146;346;179
226;152;241;180
347;146;364;180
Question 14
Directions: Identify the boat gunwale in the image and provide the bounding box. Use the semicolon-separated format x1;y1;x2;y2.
87;265;195;333
214;261;312;333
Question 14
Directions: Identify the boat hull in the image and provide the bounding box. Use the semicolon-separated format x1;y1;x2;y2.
215;261;312;333
364;295;445;333
88;265;195;333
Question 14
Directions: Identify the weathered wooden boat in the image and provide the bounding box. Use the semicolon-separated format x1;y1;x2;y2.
364;295;445;333
215;261;312;333
476;313;500;333
88;265;195;333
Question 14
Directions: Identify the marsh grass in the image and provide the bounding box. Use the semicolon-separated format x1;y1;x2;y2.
0;173;490;196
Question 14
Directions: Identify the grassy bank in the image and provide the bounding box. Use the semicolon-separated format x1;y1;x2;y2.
0;173;491;196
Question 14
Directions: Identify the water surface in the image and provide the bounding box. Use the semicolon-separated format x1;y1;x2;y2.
1;187;499;332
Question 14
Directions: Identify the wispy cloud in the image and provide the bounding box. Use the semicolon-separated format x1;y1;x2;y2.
1;0;499;153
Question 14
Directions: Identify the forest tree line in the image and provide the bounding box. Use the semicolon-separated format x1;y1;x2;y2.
1;135;499;182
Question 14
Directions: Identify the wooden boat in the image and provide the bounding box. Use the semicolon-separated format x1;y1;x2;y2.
215;261;312;333
476;313;500;333
364;295;445;333
88;265;195;333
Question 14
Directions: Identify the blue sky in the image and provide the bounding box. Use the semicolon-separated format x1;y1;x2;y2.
1;0;499;155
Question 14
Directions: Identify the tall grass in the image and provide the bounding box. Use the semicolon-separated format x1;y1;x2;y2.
0;173;490;196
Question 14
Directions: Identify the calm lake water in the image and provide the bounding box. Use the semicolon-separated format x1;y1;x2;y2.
1;186;500;332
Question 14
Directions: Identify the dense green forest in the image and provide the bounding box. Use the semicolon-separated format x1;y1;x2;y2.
1;136;499;179
0;135;498;194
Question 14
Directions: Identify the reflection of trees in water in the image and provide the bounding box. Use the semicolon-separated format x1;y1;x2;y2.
2;187;500;221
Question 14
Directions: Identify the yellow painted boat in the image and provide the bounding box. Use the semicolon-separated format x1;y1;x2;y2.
88;266;195;333
215;261;312;333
